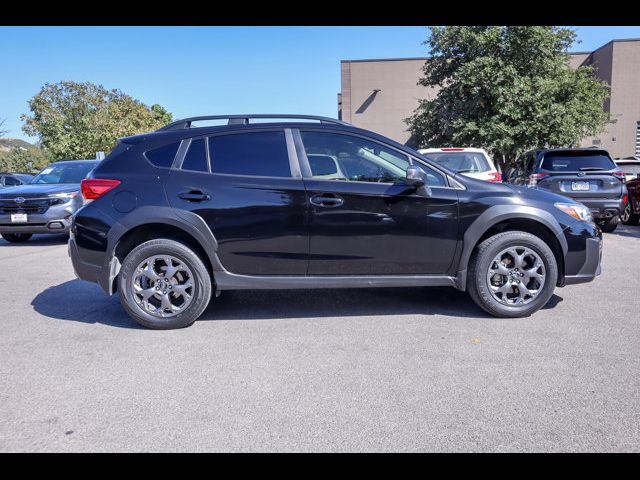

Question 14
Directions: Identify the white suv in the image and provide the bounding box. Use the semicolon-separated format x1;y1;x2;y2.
417;147;501;183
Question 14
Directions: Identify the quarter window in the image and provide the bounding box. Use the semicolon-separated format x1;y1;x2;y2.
208;131;291;177
145;141;181;168
182;138;208;172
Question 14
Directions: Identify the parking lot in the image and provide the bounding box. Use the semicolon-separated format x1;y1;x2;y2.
1;227;639;452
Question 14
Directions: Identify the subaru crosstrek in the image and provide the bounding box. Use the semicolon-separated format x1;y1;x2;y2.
0;160;100;243
68;115;603;329
506;148;627;233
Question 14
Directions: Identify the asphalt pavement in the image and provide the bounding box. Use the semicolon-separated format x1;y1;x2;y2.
1;227;639;452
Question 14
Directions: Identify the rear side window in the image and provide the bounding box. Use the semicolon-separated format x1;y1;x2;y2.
422;152;491;173
209;131;290;177
540;152;616;172
145;141;181;168
181;138;208;172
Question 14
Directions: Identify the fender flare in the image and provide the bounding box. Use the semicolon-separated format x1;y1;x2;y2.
454;205;568;290
100;206;223;294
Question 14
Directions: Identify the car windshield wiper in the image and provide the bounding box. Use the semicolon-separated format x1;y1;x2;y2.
457;169;478;173
578;167;605;171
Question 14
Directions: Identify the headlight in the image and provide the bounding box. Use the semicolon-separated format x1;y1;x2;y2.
50;192;78;201
554;202;593;222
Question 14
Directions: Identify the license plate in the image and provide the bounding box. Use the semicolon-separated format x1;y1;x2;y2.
11;213;28;223
571;181;590;191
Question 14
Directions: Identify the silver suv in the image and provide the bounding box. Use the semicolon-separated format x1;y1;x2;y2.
0;160;100;243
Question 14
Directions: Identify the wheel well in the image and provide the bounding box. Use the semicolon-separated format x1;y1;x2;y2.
474;219;565;283
113;223;214;291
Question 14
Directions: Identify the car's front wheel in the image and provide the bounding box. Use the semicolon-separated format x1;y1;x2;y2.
467;231;558;318
1;233;33;243
118;239;212;329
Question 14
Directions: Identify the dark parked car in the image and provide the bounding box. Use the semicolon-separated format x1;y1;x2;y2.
0;173;33;188
506;148;627;232
0;160;100;243
69;115;602;329
621;173;640;225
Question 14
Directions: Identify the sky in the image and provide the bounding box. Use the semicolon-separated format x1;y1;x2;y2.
2;26;640;142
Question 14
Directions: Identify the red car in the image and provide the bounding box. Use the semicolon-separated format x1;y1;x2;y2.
622;174;640;225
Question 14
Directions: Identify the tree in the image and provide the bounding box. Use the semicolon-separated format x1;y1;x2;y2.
406;26;610;170
21;81;173;160
0;147;51;173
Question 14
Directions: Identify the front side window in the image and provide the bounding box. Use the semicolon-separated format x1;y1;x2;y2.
300;131;411;183
208;131;291;177
4;176;21;186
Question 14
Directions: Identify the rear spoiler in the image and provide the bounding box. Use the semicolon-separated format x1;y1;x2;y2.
117;133;148;145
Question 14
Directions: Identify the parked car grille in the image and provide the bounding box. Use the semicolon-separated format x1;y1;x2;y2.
0;197;64;215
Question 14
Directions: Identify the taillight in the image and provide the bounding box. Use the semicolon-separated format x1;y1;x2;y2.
528;173;548;186
612;170;626;182
488;171;502;183
623;194;628;205
81;179;121;200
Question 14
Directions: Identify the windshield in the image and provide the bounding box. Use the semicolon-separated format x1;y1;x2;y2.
423;152;491;173
540;152;616;172
618;163;640;175
31;162;97;184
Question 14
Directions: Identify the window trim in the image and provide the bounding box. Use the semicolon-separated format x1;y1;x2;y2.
294;128;450;188
174;136;211;174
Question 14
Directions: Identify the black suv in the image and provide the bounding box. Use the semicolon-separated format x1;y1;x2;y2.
506;148;627;232
69;115;602;329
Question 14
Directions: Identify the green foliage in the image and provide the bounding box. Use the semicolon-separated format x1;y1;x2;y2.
406;26;610;169
0;147;52;173
21;81;173;160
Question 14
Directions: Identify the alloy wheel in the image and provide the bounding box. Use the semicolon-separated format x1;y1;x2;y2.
486;246;546;306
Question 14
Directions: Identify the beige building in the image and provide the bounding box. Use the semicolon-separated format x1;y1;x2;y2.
339;38;640;158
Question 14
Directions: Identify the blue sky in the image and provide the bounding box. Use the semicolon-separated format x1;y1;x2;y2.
2;26;640;142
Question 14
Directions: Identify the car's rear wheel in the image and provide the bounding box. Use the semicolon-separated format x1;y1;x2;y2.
599;215;619;233
621;202;640;225
467;231;558;318
1;233;33;243
118;239;212;329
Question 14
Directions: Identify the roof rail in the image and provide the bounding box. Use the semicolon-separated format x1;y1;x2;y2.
157;114;350;131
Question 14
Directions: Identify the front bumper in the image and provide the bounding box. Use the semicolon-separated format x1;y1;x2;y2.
561;222;603;286
0;214;73;234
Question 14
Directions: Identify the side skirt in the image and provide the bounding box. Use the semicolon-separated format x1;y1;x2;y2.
214;270;458;292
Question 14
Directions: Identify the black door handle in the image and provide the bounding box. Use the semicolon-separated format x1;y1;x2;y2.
310;194;344;208
178;191;210;202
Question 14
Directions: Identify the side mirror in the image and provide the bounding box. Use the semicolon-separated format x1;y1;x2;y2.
406;165;426;187
406;165;432;197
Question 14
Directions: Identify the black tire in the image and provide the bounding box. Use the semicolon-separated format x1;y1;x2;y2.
118;239;212;329
467;231;558;318
621;202;640;226
599;215;619;233
1;233;33;243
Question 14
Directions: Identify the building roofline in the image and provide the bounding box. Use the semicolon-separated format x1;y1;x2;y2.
341;38;640;65
341;57;428;63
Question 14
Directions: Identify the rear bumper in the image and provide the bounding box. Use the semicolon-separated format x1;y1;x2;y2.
577;198;625;219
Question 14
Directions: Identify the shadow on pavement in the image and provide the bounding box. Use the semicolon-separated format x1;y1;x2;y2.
0;233;69;247
32;278;564;329
607;224;640;239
